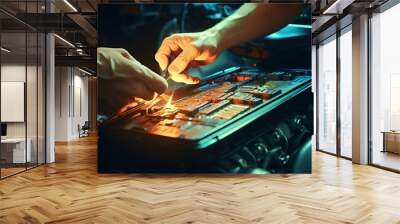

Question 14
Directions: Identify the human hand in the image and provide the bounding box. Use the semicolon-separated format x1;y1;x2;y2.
155;31;220;84
97;47;168;117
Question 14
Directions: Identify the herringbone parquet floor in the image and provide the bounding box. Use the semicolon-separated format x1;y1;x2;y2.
1;136;400;224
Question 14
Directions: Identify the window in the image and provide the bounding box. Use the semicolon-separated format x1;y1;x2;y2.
339;28;352;158
370;3;400;171
317;35;337;154
0;1;47;179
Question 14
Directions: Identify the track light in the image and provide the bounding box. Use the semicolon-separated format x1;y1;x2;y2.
78;67;93;76
287;24;312;29
54;34;75;48
323;0;341;14
63;0;78;12
1;47;11;53
322;0;354;15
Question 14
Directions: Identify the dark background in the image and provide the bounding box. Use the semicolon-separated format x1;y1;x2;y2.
98;3;311;81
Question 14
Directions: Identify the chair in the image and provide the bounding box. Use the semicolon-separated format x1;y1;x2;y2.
78;121;90;138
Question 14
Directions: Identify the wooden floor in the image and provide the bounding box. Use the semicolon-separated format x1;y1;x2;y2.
372;150;400;171
1;167;26;178
1;136;400;224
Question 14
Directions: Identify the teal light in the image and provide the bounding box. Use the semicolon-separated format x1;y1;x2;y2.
267;33;281;39
287;24;312;29
266;23;311;40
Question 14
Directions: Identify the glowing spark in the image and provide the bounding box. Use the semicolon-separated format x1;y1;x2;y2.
119;93;159;114
151;92;158;101
147;93;160;109
164;93;175;110
118;100;138;114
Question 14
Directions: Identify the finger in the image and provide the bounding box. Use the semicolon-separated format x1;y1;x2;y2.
98;79;154;116
155;53;169;71
119;48;134;60
139;65;168;94
126;81;155;100
168;47;198;75
113;55;168;94
117;79;155;101
187;58;217;68
155;37;180;70
170;72;200;85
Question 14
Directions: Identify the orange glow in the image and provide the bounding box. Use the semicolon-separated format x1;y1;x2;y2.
164;93;175;110
118;92;175;116
235;75;252;82
118;93;158;114
118;100;138;114
151;92;159;101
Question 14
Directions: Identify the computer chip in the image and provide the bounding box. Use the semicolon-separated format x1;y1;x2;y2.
211;104;249;120
229;92;263;106
199;100;231;115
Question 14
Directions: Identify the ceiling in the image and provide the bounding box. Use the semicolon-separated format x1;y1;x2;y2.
0;0;391;71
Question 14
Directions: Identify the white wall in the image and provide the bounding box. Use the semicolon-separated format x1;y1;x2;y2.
55;66;69;141
71;73;89;138
55;67;89;141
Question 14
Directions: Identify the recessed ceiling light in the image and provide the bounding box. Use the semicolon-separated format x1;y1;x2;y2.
1;47;11;53
54;34;75;48
63;0;78;12
322;0;354;15
78;67;93;76
323;0;341;14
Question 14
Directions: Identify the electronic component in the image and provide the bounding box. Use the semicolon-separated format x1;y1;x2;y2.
175;100;209;116
173;82;236;115
99;67;312;173
229;92;262;106
104;68;311;136
265;71;286;80
238;85;282;100
211;104;249;120
147;107;179;119
199;100;230;115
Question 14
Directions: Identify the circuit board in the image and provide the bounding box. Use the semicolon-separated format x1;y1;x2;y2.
104;67;311;142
